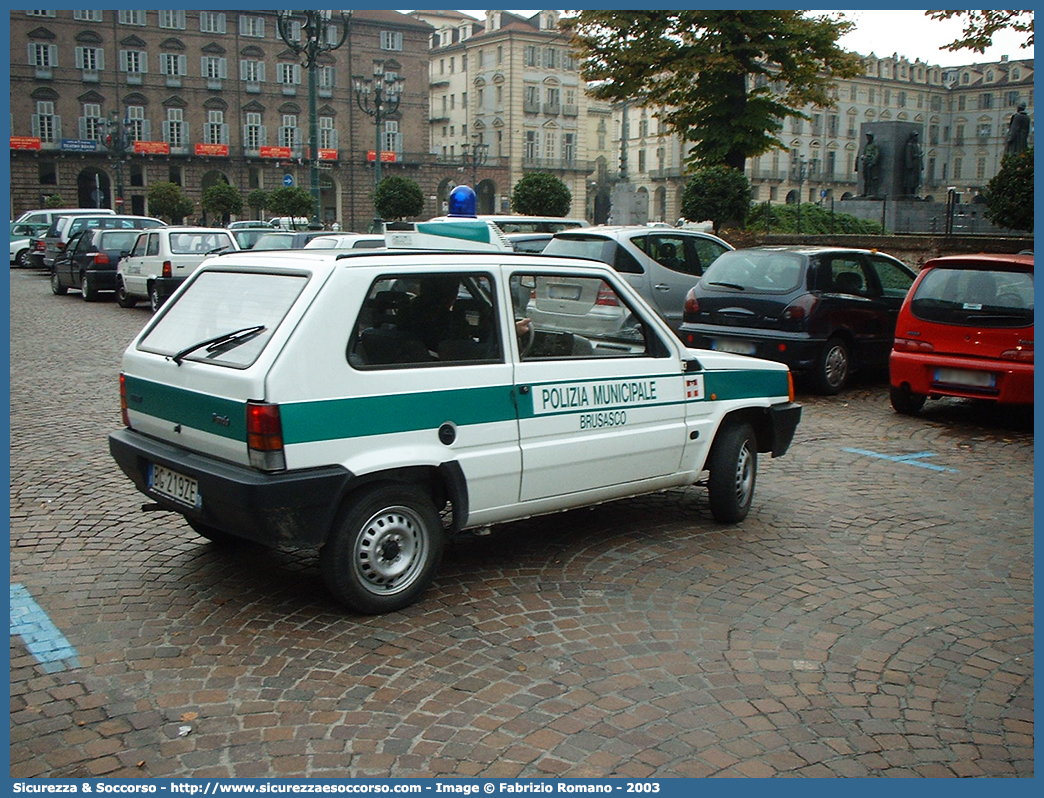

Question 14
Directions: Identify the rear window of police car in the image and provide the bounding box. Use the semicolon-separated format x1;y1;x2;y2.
138;270;307;368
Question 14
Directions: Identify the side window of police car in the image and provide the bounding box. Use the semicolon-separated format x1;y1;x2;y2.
510;273;667;361
348;273;501;368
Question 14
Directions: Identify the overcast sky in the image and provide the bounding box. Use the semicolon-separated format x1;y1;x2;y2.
448;9;1033;67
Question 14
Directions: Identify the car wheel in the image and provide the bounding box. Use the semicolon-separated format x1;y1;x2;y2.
707;421;757;523
149;284;163;313
15;249;30;268
116;278;137;308
814;337;850;395
890;384;926;415
81;272;98;302
320;483;444;614
49;267;68;296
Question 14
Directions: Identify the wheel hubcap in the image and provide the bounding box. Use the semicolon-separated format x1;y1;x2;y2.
734;442;754;507
353;507;426;595
824;346;848;387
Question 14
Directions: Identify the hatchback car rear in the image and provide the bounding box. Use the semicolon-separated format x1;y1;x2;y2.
889;253;1033;413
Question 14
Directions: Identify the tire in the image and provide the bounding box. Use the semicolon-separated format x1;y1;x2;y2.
81;272;98;302
814;336;850;395
15;249;29;268
50;267;68;295
149;284;163;312
116;278;137;308
320;483;444;614
187;520;241;546
707;421;757;524
890;384;926;415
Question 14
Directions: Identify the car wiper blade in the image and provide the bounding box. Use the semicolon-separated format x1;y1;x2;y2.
706;281;746;291
205;245;231;255
171;325;266;365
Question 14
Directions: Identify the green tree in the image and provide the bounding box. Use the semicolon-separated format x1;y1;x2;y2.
246;189;270;220
45;194;64;209
200;182;243;226
983;148;1033;232
266;186;314;225
373;175;425;221
680;166;752;235
511;172;572;217
927;10;1034;53
146;181;194;223
568;11;860;171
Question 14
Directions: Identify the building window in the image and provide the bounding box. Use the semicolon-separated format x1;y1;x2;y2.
545;131;555;160
118;10;146;26
954;125;964;145
205;110;227;145
524;46;538;67
318;66;334;93
239;15;264;38
319;116;337;150
164;108;185;148
383;120;401;154
380;31;403;51
562;132;575;163
80;103;104;141
637;149;646;172
976;157;986;179
73;10;103;22
280;115;299;148
29;42;58;70
244;112;264;150
240;59;265;84
202;56;227;81
868;88;875;104
200;12;226;34
978;123;992;141
897;91;906;108
545;47;558;69
279;63;301;86
120;50;148;75
124;106;146;142
33;101;59;143
953;157;962;179
162;53;186;77
524;130;537;160
980;93;993;109
159;10;185;29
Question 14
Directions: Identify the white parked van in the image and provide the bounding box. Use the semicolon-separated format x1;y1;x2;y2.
14;207;115;227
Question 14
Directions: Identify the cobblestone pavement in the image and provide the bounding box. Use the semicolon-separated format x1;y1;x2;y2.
9;269;1033;779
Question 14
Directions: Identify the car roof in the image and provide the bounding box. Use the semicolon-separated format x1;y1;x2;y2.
920;253;1033;272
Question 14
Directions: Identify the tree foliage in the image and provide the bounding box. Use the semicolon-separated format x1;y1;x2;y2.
511;172;572;217
680;166;752;235
927;10;1034;53
200;182;243;225
266;186;314;221
246;189;270;219
983;148;1033;232
45;194;64;209
373;175;425;220
567;11;860;171
146;181;194;223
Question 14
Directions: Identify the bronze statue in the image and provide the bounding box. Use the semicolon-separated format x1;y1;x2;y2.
902;131;923;196
856;132;881;197
1005;102;1030;156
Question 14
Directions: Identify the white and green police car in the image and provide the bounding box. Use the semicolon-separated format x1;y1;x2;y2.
109;231;801;614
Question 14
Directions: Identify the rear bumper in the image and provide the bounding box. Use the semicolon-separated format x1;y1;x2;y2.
153;276;187;302
84;266;117;290
680;324;824;371
890;350;1034;404
109;428;353;547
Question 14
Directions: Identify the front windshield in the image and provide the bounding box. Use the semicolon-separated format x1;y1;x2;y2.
138;270;307;368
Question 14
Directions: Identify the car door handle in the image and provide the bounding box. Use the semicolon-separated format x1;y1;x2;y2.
654;283;671;291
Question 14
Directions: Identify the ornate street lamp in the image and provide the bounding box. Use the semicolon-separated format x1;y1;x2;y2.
461;137;489;193
354;60;402;188
276;10;351;228
104;112;134;213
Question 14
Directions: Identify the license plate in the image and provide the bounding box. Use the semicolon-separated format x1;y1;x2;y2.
548;284;581;301
149;463;201;508
711;338;756;356
934;367;996;388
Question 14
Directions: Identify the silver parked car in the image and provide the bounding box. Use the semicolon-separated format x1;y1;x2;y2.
541;226;733;332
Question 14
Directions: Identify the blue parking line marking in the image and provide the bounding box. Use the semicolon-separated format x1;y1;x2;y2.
9;583;80;673
842;447;959;473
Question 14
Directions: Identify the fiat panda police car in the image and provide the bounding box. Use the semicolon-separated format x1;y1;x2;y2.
109;221;801;614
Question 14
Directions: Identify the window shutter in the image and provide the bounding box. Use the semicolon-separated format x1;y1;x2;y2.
258;62;266;82
54;117;62;140
220;58;227;79
75;47;84;69
50;44;58;66
140;52;147;73
260;125;267;146
79;117;87;138
239;60;247;80
200;56;207;76
142;120;151;140
27;43;34;65
221;123;229;144
31;115;40;137
177;54;184;75
294;64;301;84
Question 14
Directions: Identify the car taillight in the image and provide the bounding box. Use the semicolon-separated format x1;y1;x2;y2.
119;373;130;428
683;287;699;315
57;241;66;251
247;401;286;471
34;240;45;252
1001;344;1033;362
93;252;110;265
162;260;173;278
595;285;619;306
893;337;935;353
781;294;819;321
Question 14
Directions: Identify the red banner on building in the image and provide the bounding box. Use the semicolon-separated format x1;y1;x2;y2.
318;149;338;160
260;146;292;159
10;137;41;150
366;151;397;163
133;141;170;155
194;143;229;157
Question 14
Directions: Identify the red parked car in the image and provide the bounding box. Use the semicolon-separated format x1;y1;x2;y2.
889;253;1033;414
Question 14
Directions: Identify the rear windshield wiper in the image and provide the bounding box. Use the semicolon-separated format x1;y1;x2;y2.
706;281;746;291
171;325;266;365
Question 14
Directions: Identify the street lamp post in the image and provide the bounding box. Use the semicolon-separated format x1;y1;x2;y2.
104;112;134;213
354;61;402;188
461;137;489;193
276;10;351;229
